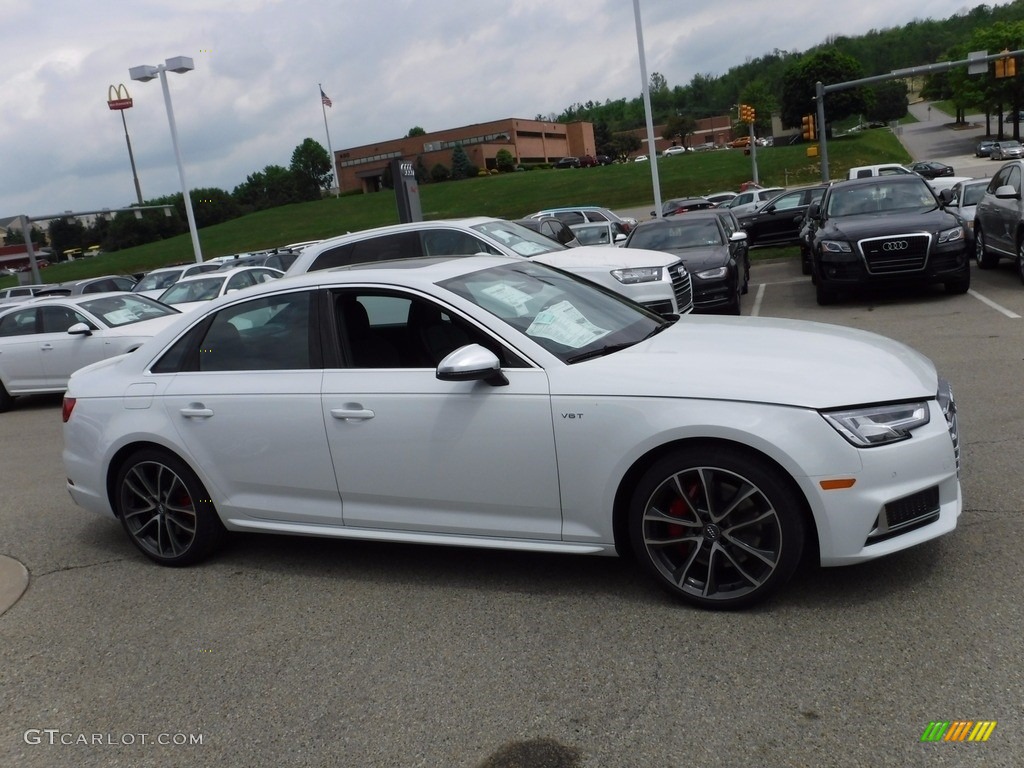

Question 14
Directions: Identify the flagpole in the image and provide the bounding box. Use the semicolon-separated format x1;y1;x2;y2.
319;83;340;196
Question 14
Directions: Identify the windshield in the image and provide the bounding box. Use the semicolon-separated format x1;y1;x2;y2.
439;261;668;364
470;220;565;257
827;180;937;217
80;294;179;327
627;220;723;250
159;276;227;305
961;184;987;206
134;270;182;292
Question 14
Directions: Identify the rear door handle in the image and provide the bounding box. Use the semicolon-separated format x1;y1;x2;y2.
331;407;374;421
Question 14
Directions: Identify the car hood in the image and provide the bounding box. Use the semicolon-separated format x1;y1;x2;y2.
533;246;678;270
551;315;938;409
660;246;729;270
819;208;958;239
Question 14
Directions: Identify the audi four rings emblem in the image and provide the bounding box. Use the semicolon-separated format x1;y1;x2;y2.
882;241;910;251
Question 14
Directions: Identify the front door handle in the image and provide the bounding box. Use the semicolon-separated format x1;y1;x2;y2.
331;407;375;421
180;406;214;419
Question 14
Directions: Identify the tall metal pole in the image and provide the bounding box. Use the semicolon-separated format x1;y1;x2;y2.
157;66;203;263
120;110;144;206
633;0;663;218
320;83;340;195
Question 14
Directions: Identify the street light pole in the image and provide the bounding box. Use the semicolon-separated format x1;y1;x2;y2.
129;57;203;263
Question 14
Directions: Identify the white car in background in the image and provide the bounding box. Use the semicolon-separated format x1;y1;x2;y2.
719;187;786;218
284;217;692;315
157;266;284;313
0;293;181;411
62;255;961;609
132;263;222;299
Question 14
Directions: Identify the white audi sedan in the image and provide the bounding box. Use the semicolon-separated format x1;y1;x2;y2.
0;293;181;411
62;256;962;609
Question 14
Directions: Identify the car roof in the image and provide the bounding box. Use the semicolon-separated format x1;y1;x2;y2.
833;174;930;189
170;266;277;283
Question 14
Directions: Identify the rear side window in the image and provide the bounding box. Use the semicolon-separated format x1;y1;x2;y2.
0;309;37;336
309;232;423;271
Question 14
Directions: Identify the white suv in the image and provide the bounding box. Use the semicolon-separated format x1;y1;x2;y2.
719;187;785;218
285;217;693;314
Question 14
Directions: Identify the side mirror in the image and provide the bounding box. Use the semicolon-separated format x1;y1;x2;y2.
68;322;92;336
995;184;1018;200
729;231;748;242
436;343;508;386
938;189;954;205
808;203;821;218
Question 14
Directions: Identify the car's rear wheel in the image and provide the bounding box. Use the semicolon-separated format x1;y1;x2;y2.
975;229;998;269
0;380;12;413
629;445;806;610
114;448;225;566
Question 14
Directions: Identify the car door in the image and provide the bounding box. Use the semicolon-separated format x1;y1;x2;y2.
36;304;113;385
156;289;342;525
321;288;562;539
745;190;805;244
982;163;1021;256
0;307;47;392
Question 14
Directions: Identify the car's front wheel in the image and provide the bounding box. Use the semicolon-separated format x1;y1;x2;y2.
629;445;806;610
1017;237;1024;285
0;380;12;413
114;448;225;566
975;228;998;269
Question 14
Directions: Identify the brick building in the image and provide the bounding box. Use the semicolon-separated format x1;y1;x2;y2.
334;118;596;193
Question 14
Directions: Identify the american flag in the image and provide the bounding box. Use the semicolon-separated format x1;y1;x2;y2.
320;87;332;108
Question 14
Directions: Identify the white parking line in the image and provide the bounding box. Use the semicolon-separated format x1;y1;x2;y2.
749;279;806;317
968;289;1021;318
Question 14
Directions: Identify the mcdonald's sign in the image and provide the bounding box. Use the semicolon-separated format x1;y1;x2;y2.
107;83;133;111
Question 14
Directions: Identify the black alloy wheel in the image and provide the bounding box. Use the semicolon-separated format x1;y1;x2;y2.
975;229;997;269
629;445;806;610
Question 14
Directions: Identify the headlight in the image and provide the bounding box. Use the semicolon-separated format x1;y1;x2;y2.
820;240;852;253
611;267;662;284
696;266;728;279
821;401;930;447
937;226;964;244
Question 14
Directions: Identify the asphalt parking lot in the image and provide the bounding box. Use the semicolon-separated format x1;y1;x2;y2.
1;255;1023;768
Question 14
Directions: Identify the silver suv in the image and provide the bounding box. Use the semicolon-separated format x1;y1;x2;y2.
285;217;693;314
974;160;1024;282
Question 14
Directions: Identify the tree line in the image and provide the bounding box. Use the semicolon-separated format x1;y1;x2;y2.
4;138;334;259
544;1;1024;153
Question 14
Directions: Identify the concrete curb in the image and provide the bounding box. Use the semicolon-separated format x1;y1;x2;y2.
0;555;29;616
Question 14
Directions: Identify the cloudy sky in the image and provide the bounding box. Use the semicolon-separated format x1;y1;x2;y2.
1;0;979;219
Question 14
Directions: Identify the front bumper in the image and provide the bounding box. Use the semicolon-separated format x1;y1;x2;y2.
816;236;969;289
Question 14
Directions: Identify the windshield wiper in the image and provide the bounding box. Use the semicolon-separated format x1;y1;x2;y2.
566;342;638;364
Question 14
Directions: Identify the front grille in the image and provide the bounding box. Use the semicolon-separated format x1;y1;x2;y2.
866;486;941;544
859;233;931;274
669;264;693;313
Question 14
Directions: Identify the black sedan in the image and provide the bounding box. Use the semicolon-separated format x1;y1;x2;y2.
808;175;970;305
907;160;955;179
736;184;829;249
623;212;747;314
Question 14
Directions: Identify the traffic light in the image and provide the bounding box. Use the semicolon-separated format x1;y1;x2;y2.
801;114;817;141
739;104;755;123
995;49;1017;78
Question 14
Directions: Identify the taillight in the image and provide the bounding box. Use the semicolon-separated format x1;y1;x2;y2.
62;397;76;423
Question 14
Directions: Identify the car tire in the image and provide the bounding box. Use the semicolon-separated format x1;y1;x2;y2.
944;270;971;294
815;279;838;306
0;380;12;413
114;448;226;566
628;444;806;610
1018;239;1024;285
801;252;812;276
975;229;998;269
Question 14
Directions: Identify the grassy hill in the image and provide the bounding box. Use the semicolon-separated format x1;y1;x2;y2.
2;127;909;288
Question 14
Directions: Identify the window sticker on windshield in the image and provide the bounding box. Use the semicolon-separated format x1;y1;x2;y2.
526;300;610;348
481;283;534;316
103;309;140;325
511;242;550;257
